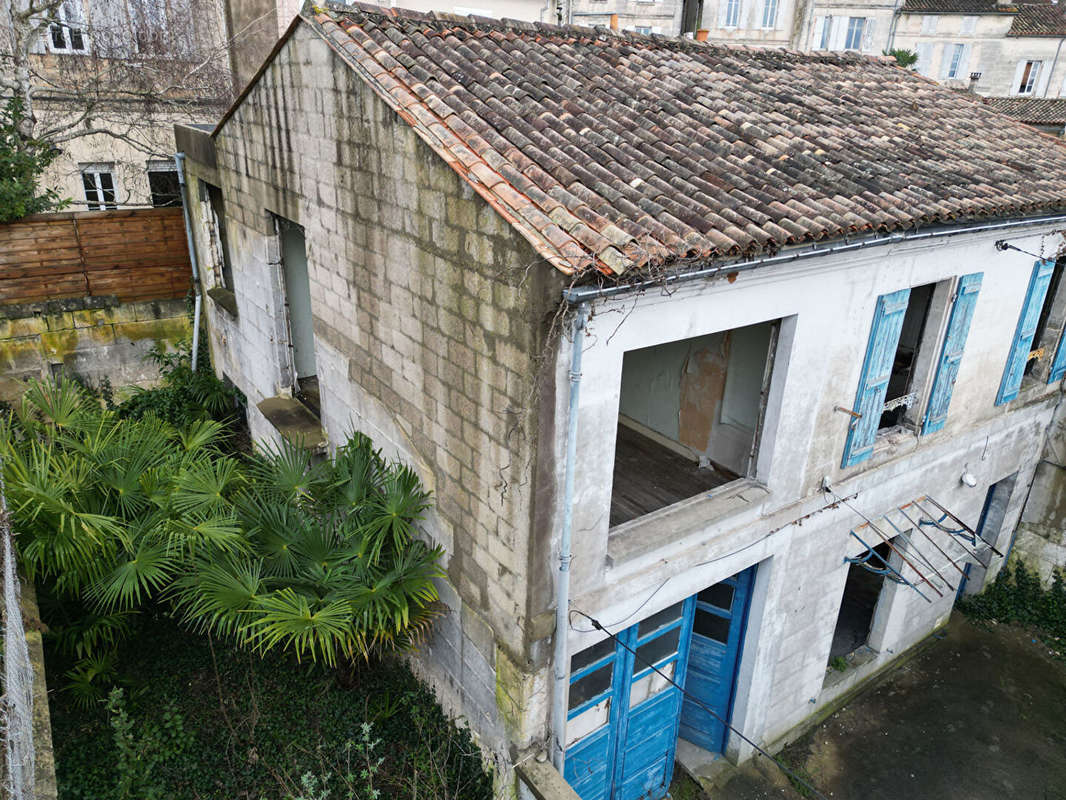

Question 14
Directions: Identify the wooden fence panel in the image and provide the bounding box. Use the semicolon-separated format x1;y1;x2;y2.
0;208;192;306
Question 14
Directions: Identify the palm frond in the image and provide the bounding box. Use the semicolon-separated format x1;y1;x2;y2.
89;540;178;611
170;557;263;639
242;588;354;665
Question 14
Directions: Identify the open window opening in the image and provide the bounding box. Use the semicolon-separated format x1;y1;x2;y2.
275;216;319;417
830;540;892;659
879;282;935;430
1025;258;1066;378
610;320;777;527
200;180;234;290
147;161;180;207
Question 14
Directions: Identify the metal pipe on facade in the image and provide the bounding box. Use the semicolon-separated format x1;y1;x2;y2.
173;152;203;372
562;213;1066;305
1044;38;1065;98
551;301;590;772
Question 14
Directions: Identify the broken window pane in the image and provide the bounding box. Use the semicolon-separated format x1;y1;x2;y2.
569;663;613;710
637;602;683;638
633;627;680;673
693;609;731;644
571;637;615;674
697;583;734;612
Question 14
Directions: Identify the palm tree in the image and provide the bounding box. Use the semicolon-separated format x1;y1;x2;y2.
1;379;445;696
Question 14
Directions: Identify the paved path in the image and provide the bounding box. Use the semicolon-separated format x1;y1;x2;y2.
714;617;1066;800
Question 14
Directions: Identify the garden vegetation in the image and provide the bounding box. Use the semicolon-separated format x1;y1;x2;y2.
1;353;490;798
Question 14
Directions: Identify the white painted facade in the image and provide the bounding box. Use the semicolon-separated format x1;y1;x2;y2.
554;223;1063;758
894;12;1066;97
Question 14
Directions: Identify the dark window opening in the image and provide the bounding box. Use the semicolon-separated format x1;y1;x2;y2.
276;216;318;410
202;180;234;290
693;608;731;644
610;320;777;527
879;283;935;429
1025;258;1066;376
148;169;181;207
830;540;891;659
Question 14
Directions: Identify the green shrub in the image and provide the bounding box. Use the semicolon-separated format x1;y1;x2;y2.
2;378;444;695
959;561;1066;644
49;618;493;800
115;339;244;432
0;96;69;222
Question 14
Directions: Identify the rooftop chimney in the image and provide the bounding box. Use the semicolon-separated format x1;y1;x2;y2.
610;13;619;30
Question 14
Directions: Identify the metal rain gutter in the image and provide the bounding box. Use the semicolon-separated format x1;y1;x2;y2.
562;213;1066;305
173;152;203;371
551;301;589;772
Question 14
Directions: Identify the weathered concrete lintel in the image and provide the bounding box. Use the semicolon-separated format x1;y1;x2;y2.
516;761;582;800
256;396;326;449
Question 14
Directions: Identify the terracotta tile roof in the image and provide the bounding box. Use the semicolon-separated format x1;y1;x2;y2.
1009;2;1066;34
900;0;1018;14
305;2;1066;277
986;96;1066;125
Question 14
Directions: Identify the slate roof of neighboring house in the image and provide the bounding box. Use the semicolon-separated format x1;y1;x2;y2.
1008;2;1066;34
899;0;1018;15
240;3;1066;278
986;97;1066;125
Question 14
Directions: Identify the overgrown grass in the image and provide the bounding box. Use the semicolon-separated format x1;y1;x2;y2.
959;561;1066;657
49;614;493;800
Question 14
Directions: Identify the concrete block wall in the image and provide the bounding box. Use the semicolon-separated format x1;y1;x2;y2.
0;297;191;402
185;20;564;768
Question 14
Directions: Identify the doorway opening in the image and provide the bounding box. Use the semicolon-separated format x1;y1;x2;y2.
830;541;892;659
275;216;318;417
611;320;778;526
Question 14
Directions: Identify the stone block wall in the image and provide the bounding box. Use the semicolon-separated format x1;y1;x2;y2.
0;297;191;402
186;19;566;766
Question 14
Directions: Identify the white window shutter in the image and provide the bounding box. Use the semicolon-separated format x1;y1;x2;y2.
1036;60;1052;95
958;44;972;79
862;18;875;51
830;17;846;49
812;16;824;49
1012;59;1028;94
939;44;953;79
718;0;728;28
916;41;932;74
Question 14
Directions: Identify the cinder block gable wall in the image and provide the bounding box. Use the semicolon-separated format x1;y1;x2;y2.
199;22;568;760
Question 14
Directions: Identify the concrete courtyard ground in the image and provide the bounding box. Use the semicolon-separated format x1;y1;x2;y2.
682;615;1066;800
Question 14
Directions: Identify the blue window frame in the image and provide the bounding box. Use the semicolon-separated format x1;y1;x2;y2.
922;273;982;434
996;259;1056;405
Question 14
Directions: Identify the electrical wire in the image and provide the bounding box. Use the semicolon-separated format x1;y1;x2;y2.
570;491;858;634
569;609;832;800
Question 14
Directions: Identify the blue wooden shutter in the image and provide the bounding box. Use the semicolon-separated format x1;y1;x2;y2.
996;260;1056;405
841;288;911;468
922;273;983;435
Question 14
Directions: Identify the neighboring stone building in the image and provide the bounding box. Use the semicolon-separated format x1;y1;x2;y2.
3;0;233;210
890;0;1066;98
177;5;1066;798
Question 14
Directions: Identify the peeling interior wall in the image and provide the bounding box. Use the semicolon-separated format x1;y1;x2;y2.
617;321;771;475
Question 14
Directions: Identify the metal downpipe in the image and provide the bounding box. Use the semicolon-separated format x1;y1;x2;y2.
551;301;590;772
173;152;203;371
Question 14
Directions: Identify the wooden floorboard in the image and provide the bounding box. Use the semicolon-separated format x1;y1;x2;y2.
610;424;737;527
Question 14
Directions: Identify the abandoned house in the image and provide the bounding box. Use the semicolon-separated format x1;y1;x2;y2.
174;5;1066;798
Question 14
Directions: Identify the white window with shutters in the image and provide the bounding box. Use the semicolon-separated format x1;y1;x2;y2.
816;15;834;49
960;15;977;35
1015;60;1043;95
48;0;88;53
943;43;969;79
920;15;938;35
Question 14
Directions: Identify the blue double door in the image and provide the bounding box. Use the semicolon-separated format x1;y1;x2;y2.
564;567;756;800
